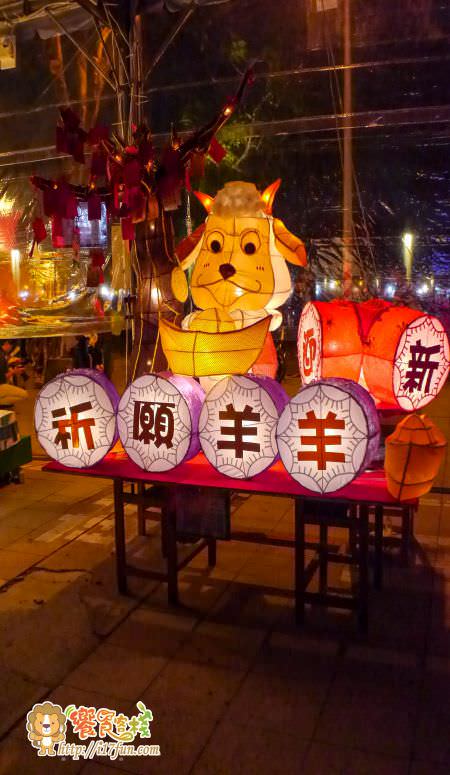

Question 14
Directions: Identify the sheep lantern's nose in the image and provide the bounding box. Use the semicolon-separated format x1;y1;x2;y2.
219;264;236;280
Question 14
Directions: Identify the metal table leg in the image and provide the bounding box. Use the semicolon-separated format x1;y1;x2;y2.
113;478;128;595
358;504;369;634
319;521;328;593
295;499;305;625
374;504;384;590
164;502;179;605
137;482;146;536
400;504;411;567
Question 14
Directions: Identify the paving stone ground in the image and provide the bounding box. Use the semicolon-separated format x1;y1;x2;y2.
0;383;448;774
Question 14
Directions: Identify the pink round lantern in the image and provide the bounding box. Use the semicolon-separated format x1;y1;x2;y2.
117;373;204;472
277;378;380;493
199;375;288;479
34;369;119;468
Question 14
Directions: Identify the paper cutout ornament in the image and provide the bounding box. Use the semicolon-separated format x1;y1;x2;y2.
34;369;119;468
161;180;307;377
277;378;380;493
298;300;449;410
385;414;447;500
117;373;204;472
199;375;289;479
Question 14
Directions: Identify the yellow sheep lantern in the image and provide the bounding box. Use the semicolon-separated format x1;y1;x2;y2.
160;180;307;377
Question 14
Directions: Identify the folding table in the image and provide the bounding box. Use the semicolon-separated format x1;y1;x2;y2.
44;450;417;632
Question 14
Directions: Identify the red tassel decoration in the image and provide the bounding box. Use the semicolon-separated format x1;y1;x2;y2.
32;217;47;244
51;215;65;248
208;136;227;164
121;217;135;240
29;217;47;257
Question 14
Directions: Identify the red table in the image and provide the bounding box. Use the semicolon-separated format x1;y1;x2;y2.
44;451;416;631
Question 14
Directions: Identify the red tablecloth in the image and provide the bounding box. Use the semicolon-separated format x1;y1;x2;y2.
43;451;415;506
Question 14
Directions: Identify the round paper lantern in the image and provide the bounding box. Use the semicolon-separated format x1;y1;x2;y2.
199;375;288;479
117;373;204;472
298;301;362;384
34;369;119;468
277;378;380;494
298;300;450;411
363;307;449;410
385;413;447;500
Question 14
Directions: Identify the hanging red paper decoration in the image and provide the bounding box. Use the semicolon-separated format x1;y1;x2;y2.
29;217;47;257
298;300;450;411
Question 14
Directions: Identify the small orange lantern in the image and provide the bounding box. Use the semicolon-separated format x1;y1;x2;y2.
385;414;447;500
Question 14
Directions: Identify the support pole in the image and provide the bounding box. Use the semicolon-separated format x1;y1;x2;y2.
342;0;353;298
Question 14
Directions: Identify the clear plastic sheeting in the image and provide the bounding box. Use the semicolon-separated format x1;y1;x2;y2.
0;0;447;340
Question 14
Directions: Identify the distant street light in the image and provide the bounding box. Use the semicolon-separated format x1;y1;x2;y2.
402;232;414;283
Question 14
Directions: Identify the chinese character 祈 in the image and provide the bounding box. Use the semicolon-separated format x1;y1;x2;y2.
302;328;317;377
403;339;440;393
52;402;96;450
217;404;261;458
68;706;97;740
297;410;345;470
133;401;175;448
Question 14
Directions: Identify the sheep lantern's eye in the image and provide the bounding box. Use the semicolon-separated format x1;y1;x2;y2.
240;230;261;256
207;232;224;253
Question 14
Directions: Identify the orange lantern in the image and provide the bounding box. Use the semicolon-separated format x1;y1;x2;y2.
385;414;447;500
250;332;278;379
298;300;450;411
298;300;363;383
363;304;449;410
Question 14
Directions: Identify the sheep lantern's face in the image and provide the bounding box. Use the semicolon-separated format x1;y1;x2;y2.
173;181;307;317
191;214;276;312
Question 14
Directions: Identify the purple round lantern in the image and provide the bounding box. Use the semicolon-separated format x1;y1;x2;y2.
277;377;380;493
117;373;204;472
199;374;289;479
34;368;119;468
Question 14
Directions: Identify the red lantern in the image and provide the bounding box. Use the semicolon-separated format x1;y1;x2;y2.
298;300;362;383
298;300;449;411
364;304;449;410
250;332;278;379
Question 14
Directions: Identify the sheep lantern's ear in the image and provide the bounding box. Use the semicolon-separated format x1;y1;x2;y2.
261;179;281;214
193;191;214;213
175;223;206;269
171;266;189;303
273;218;307;266
172;223;206;302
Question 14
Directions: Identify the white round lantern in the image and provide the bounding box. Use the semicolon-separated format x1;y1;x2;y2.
34;369;119;468
117;373;204;472
199;375;288;479
277;378;380;494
